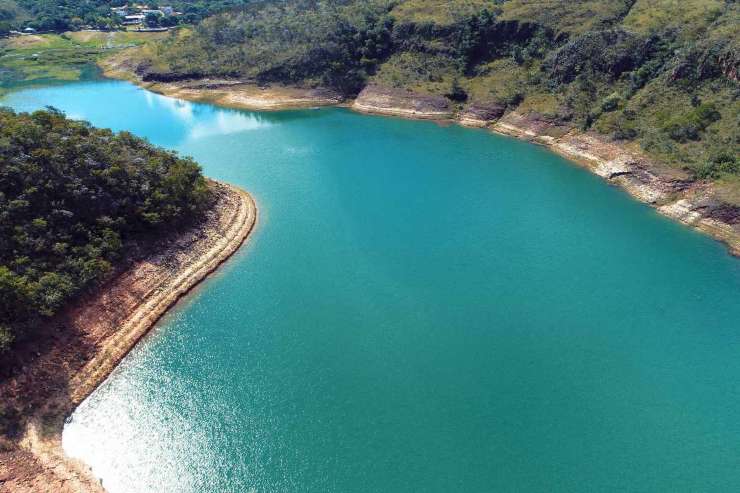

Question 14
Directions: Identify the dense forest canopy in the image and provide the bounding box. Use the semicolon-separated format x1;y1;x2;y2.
0;107;211;352
137;0;738;182
0;0;251;32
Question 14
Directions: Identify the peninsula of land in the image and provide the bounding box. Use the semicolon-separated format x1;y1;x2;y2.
0;181;256;492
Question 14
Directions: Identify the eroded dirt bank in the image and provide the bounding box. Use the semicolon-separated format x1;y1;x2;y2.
0;181;257;492
144;78;342;111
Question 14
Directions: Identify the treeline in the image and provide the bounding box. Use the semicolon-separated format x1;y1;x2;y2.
140;0;738;180
1;0;250;33
145;0;395;94
0;107;211;352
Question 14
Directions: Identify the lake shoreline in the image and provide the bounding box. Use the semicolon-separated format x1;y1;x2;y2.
486;113;740;258
0;181;257;492
99;59;739;257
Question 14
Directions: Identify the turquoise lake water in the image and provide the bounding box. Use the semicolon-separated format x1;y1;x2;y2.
3;81;740;492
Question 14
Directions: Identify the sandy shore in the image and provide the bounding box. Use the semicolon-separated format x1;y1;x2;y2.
0;181;256;492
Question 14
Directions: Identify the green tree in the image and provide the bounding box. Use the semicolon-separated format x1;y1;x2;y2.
0;108;212;355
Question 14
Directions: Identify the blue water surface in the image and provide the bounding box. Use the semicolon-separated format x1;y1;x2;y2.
3;80;740;492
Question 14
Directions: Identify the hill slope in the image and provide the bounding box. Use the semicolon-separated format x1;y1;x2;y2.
130;0;738;188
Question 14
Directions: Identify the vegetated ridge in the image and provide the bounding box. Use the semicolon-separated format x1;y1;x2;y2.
0;0;250;33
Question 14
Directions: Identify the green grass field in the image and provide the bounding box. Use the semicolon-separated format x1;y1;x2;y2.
0;31;168;88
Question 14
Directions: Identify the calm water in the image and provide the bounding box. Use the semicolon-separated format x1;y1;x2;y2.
3;81;740;492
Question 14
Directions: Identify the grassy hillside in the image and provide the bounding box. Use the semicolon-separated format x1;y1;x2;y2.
390;0;635;33
622;0;726;36
131;0;737;187
0;108;211;353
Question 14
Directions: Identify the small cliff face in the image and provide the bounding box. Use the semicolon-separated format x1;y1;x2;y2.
352;85;453;119
459;102;506;127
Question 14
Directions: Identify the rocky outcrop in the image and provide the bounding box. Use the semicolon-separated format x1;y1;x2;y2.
492;111;571;142
141;70;205;83
352;85;453;119
658;193;740;251
458;101;506;127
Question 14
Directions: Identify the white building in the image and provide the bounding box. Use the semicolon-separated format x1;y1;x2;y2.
123;14;146;25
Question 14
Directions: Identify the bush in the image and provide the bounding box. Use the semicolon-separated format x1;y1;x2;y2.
601;93;621;112
693;152;739;179
0;326;13;353
662;103;721;142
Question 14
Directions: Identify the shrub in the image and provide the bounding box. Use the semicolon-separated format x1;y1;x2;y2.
601;93;621;112
693;152;739;179
662;103;721;142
